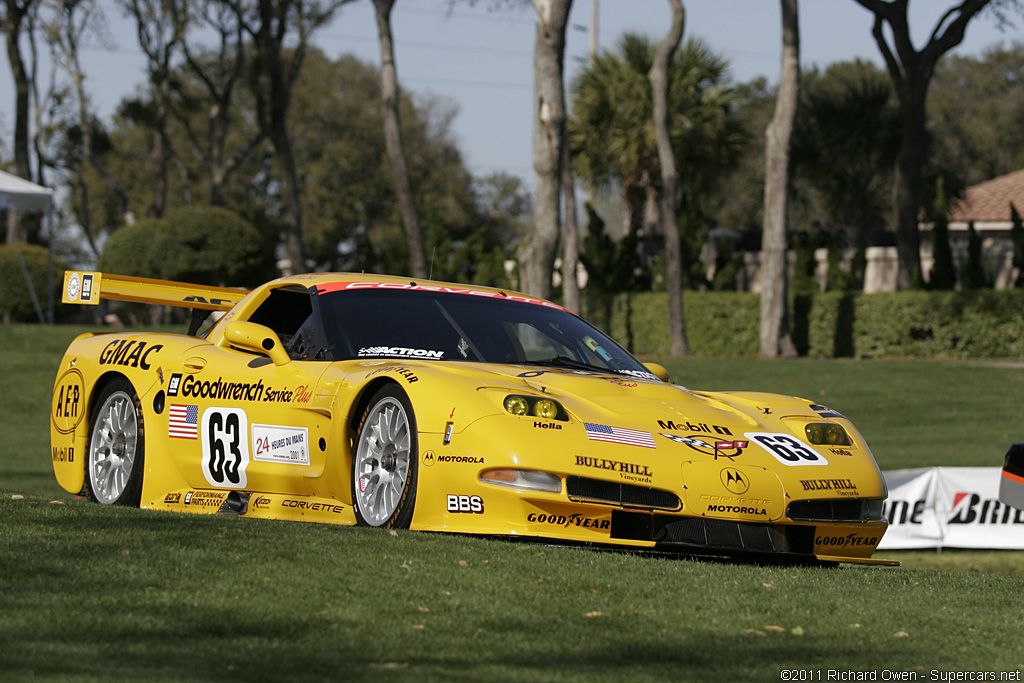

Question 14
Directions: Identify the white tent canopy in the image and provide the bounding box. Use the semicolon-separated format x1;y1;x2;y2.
0;169;53;213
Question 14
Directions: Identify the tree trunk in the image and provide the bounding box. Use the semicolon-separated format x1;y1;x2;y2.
373;0;427;279
648;0;687;356
58;1;134;228
892;87;928;288
252;4;306;274
560;135;580;313
4;0;34;243
759;0;799;358
146;73;171;218
520;0;571;300
853;0;992;288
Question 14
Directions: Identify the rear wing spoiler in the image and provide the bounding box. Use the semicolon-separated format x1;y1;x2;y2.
61;271;247;312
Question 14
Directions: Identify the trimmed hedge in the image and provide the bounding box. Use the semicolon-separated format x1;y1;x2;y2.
589;289;1024;359
0;244;68;322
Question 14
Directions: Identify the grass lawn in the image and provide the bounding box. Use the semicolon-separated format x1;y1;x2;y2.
2;325;1023;681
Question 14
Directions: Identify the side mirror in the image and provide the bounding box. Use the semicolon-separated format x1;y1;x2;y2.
221;321;291;366
643;362;670;382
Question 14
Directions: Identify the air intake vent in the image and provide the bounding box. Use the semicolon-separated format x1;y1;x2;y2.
565;476;680;511
787;499;864;522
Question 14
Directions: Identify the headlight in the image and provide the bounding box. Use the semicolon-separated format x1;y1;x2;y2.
503;394;568;421
480;468;562;493
804;422;851;446
504;396;529;415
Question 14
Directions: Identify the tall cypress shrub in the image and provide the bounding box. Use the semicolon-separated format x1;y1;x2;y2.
929;176;957;290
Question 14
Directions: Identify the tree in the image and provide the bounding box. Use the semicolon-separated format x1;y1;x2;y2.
98;206;271;285
760;0;799;358
1010;203;1024;287
929;44;1024;187
2;0;33;181
372;0;427;279
791;61;900;249
961;220;987;289
559;133;580;312
518;0;571;299
648;0;687;356
223;0;354;274
927;175;957;290
851;0;1018;289
177;0;263;207
569;35;745;290
41;0;135;256
120;0;186;219
2;0;38;242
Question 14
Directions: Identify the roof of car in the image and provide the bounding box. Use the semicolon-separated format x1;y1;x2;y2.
270;272;566;311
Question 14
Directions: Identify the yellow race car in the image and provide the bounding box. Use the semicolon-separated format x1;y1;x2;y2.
51;271;893;565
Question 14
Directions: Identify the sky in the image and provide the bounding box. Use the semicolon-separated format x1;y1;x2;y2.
1;0;1021;185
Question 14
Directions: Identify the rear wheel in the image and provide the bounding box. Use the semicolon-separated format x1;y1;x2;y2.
352;385;418;528
85;378;145;506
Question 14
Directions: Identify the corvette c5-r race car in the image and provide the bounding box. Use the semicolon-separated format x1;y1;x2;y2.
51;270;894;565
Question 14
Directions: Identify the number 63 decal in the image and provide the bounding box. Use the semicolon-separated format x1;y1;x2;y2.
201;407;250;487
744;432;829;467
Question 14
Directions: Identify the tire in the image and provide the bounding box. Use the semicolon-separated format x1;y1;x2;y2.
352;384;418;528
85;378;145;506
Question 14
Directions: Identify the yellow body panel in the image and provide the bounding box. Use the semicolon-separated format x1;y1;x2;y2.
51;271;894;565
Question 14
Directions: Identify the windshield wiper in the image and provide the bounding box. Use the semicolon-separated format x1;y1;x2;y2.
523;355;610;374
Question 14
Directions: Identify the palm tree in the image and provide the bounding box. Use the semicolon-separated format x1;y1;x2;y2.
791;63;900;250
568;34;746;303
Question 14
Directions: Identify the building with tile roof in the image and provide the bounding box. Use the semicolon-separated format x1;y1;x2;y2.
948;168;1024;231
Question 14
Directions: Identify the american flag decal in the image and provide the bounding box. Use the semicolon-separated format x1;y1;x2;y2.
584;422;656;449
168;404;199;439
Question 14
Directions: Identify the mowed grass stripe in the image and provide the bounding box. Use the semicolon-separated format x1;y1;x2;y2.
2;497;1024;682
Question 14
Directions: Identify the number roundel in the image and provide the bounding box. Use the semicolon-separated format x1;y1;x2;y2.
745;432;829;467
201;408;250;487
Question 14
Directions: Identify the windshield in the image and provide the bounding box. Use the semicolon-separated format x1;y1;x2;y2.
316;287;657;380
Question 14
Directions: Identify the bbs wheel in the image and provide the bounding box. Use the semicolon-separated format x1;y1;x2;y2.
86;378;145;506
352;384;418;528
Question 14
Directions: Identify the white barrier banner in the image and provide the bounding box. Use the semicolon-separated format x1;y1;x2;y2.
878;467;1024;550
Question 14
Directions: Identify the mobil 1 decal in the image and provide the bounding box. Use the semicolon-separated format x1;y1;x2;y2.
201;407;250;488
744;432;828;467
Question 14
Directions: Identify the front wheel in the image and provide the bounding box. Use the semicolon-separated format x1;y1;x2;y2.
85;378;145;506
352;385;418;528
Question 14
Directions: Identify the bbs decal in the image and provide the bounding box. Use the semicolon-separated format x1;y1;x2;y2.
447;495;484;514
201;408;250;488
744;432;828;467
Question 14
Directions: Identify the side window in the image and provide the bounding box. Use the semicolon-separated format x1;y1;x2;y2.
246;287;325;360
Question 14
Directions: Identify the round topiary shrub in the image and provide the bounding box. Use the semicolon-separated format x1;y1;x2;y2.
97;206;273;287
